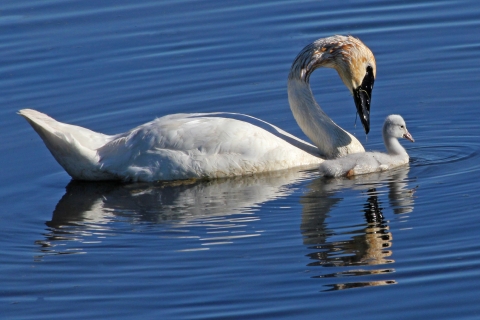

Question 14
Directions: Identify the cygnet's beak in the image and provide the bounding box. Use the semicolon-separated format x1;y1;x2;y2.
353;66;375;134
403;131;414;142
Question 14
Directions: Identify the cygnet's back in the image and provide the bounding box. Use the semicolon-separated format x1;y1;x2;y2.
319;115;414;177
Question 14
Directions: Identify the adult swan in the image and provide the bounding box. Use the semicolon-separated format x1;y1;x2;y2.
19;35;376;182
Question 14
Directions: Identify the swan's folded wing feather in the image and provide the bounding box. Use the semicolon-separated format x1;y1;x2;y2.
97;114;322;181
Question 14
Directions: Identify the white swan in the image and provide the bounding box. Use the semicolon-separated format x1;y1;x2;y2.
19;35;376;182
318;115;414;177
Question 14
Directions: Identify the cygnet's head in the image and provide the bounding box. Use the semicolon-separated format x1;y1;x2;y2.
383;115;414;142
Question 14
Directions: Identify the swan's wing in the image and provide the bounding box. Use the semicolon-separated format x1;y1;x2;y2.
97;114;261;163
203;113;320;156
97;113;321;181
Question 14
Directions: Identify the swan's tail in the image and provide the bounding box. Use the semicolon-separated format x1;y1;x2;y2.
18;109;117;180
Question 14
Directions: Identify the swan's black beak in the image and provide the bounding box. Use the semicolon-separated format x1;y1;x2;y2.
353;66;375;134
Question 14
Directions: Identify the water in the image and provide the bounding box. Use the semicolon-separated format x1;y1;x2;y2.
2;0;480;318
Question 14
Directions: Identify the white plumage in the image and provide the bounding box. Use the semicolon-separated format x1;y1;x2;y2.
19;35;377;182
319;115;414;177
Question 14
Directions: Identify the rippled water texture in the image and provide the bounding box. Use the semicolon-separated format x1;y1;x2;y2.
2;0;480;319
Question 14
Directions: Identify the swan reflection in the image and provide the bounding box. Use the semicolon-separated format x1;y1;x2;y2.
35;166;415;291
301;168;416;291
36;167;316;257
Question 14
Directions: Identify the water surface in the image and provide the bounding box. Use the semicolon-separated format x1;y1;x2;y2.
2;0;480;319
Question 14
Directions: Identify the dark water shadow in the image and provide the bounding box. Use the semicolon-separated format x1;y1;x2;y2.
300;167;416;291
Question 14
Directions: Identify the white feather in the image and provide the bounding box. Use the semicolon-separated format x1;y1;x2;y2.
19;35;377;182
319;115;414;177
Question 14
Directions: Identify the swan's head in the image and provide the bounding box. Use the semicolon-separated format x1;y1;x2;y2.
290;35;376;134
383;115;414;142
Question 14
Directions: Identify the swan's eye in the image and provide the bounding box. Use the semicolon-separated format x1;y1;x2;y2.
400;125;404;128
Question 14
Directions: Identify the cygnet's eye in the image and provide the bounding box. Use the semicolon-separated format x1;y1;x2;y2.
400;125;404;129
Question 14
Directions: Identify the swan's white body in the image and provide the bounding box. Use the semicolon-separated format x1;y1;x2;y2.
19;35;377;182
20;110;322;181
319;115;414;177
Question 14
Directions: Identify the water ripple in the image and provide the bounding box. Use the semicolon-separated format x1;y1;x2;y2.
410;144;478;167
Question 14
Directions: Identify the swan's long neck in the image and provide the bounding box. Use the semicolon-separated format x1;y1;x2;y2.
383;135;407;156
287;77;364;159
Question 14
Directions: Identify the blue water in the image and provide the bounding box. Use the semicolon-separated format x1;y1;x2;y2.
2;0;480;319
